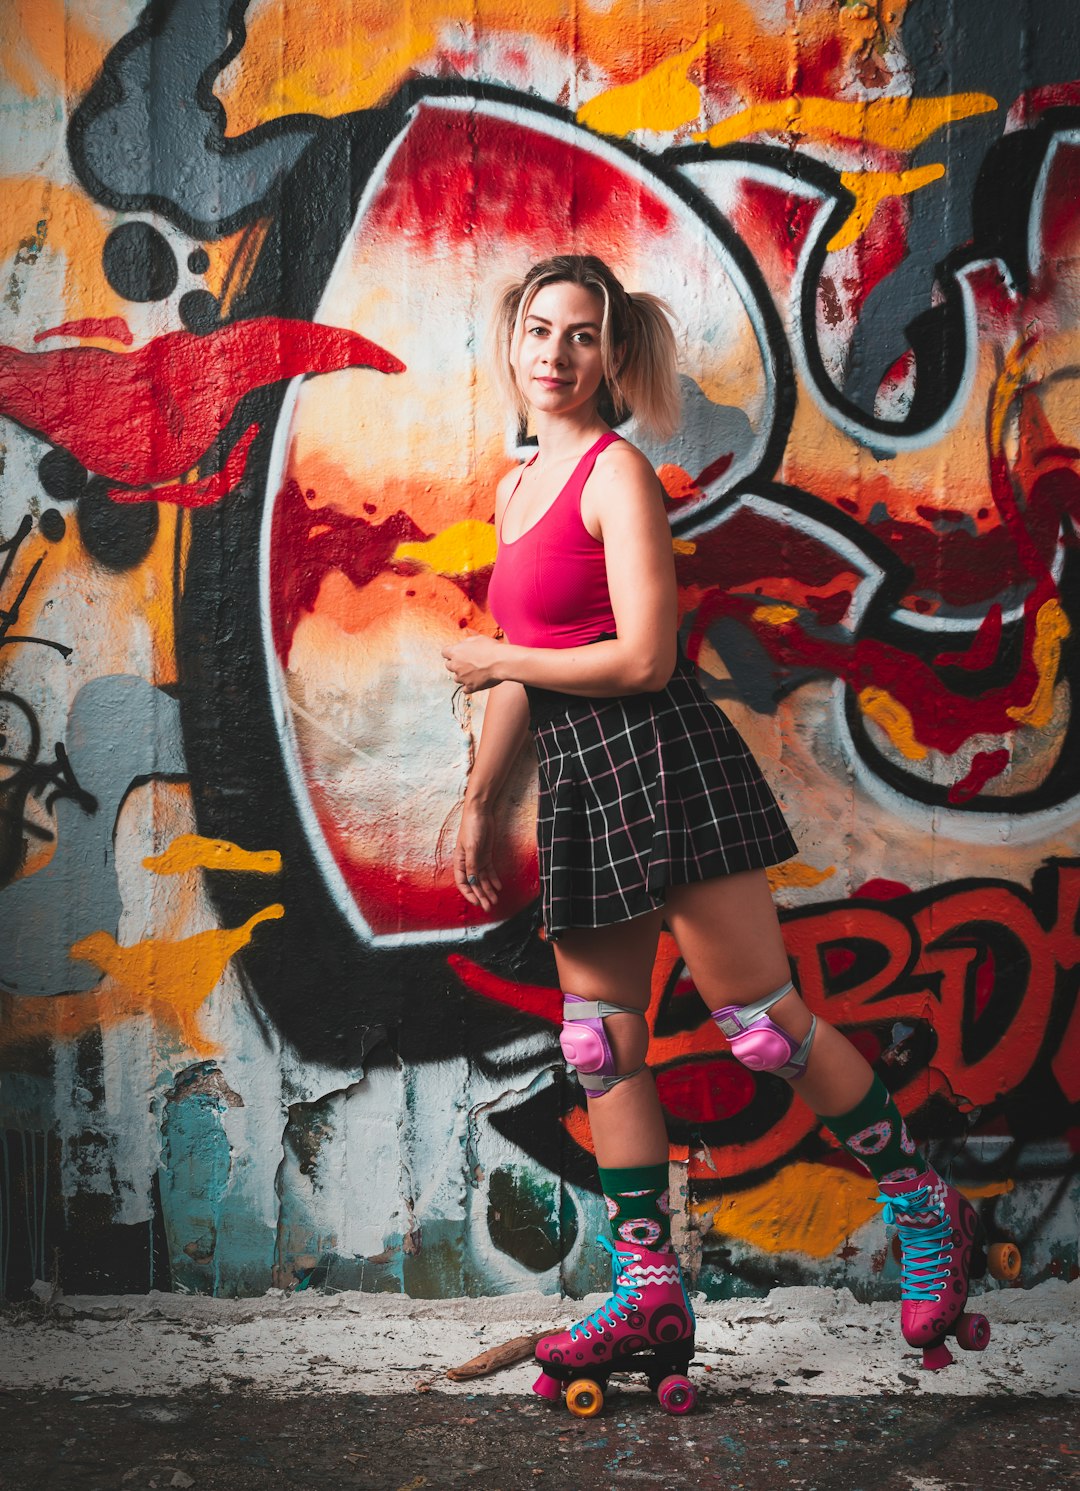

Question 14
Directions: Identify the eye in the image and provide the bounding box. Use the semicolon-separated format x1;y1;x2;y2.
574;332;594;344
526;324;548;337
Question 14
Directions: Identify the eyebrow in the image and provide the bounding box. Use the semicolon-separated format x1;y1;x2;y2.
525;314;602;331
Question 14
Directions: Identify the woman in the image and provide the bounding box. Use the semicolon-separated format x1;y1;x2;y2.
442;254;985;1406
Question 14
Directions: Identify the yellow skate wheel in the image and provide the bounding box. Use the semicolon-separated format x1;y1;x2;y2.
566;1378;604;1418
987;1241;1021;1282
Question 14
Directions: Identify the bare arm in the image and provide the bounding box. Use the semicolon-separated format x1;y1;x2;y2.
454;678;531;911
445;442;678;697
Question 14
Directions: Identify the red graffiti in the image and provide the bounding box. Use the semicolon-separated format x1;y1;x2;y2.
380;103;673;250
452;865;1080;1181
948;749;1011;804
34;317;133;345
269;479;427;663
108;424;260;508
0;318;404;496
935;605;1003;670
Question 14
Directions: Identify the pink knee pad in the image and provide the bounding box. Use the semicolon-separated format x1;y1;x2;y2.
711;981;817;1080
560;994;646;1098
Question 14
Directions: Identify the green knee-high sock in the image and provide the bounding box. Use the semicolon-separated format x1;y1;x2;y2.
597;1163;672;1250
820;1076;922;1184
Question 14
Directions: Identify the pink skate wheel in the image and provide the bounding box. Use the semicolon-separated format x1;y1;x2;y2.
955;1313;990;1352
532;1370;561;1402
921;1342;955;1371
657;1374;697;1415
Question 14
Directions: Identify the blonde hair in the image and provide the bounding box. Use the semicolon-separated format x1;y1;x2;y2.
487;254;681;440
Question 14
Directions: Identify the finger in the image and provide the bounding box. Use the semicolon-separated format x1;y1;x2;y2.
475;872;499;909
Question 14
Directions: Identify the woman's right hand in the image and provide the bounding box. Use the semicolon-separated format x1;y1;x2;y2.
454;800;503;913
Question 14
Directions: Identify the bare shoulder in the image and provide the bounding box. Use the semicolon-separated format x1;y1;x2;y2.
589;437;664;513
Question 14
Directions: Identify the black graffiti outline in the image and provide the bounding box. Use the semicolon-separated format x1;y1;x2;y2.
0;515;73;658
0;687;97;874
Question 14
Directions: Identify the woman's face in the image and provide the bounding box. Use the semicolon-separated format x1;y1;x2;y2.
511;279;608;420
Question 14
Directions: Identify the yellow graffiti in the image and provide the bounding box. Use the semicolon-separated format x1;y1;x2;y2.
672;538;698;555
394;521;497;575
700;1163;1007;1258
1007;599;1071;727
577;23;725;137
144;835;283;877
752;603;800;626
695;92;997;153
857;686;928;761
220;0;904;136
766;861;836;891
69;905;285;1056
829;164;946;251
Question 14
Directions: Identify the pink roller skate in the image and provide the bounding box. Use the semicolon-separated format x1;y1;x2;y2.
878;1166;990;1371
532;1235;697;1416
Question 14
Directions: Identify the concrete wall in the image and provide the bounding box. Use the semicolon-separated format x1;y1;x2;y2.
1;0;1078;1301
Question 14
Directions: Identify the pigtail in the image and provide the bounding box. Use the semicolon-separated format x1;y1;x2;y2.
485;276;529;425
610;292;681;442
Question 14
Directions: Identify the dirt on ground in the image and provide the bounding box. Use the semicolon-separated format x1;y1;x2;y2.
0;1387;1076;1491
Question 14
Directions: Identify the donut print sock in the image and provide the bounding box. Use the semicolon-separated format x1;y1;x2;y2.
597;1163;672;1249
820;1075;920;1184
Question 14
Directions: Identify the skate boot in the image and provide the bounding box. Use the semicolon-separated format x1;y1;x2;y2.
532;1235;696;1416
878;1166;990;1370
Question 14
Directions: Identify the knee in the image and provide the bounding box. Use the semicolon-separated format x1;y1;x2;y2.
560;995;649;1098
710;980;818;1080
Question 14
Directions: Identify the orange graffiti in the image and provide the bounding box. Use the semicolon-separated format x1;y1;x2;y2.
830;165;946;251
0;908;282;1054
699;1167;1012;1258
144;835;283;877
766;861;836;892
1006;599;1071;727
218;0;907;136
577;22;726;137
857;686;928;761
2;0;106;101
702;1162;879;1259
695;93;998;153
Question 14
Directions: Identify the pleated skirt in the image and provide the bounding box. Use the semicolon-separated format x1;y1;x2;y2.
527;651;798;940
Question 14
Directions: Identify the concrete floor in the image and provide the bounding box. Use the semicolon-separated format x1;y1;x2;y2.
0;1386;1076;1491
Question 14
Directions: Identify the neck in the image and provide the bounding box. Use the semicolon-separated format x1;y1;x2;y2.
530;406;610;465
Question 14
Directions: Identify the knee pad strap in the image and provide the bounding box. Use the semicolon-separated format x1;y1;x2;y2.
711;981;817;1080
561;995;647;1098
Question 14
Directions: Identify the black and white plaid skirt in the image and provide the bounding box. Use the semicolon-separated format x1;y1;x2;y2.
527;650;798;939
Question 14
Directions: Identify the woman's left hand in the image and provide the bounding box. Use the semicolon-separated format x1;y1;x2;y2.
442;632;506;694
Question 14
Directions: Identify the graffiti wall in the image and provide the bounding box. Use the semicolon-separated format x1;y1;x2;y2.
1;0;1078;1301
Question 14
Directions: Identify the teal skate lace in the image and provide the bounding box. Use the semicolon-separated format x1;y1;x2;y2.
568;1236;642;1342
878;1186;952;1301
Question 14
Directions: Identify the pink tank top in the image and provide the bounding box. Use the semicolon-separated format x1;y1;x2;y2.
488;432;620;648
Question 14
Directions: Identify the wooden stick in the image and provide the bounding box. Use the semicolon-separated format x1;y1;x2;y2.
446;1331;546;1381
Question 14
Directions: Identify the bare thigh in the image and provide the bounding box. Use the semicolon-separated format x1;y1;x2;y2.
663;870;804;1026
552;907;666;1011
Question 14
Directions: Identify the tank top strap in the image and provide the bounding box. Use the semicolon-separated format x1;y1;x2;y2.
564;431;622;503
